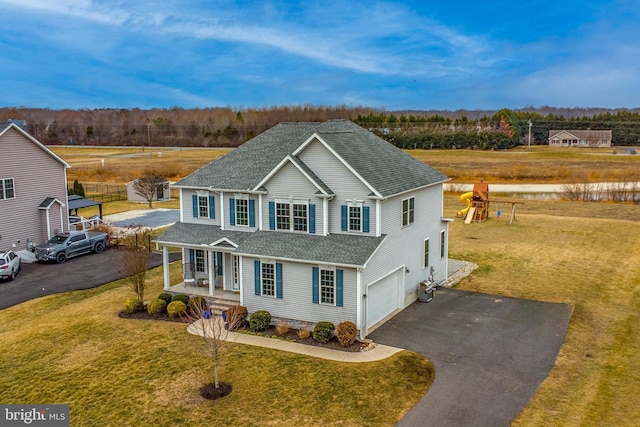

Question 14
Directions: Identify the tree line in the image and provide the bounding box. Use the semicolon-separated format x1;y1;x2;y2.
2;105;639;149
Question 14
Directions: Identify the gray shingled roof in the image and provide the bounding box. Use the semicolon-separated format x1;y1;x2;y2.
155;222;385;267
174;120;448;198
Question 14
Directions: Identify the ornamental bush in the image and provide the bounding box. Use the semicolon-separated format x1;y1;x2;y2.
167;301;187;317
188;296;208;312
147;298;167;315
157;292;173;306
225;305;248;330
171;294;190;306
313;321;335;344
124;297;144;314
249;310;271;332
336;321;358;347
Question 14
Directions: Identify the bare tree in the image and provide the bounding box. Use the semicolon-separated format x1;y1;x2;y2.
119;230;153;302
132;175;166;208
182;299;243;392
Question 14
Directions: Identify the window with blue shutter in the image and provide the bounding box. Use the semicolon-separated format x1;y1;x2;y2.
276;263;283;299
269;201;275;230
341;205;348;231
336;269;344;307
312;267;319;304
254;260;260;295
192;195;198;218
230;198;236;226
309;204;316;234
363;206;370;233
249;199;255;227
209;195;215;219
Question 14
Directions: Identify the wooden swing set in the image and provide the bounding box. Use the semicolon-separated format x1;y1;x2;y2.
459;182;524;225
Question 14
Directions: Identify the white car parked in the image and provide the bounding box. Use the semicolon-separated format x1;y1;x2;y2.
0;250;21;281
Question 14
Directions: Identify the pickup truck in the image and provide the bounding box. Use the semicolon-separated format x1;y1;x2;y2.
35;231;108;263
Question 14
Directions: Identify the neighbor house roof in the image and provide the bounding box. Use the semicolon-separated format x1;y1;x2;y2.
548;129;612;140
155;222;385;268
174;120;448;198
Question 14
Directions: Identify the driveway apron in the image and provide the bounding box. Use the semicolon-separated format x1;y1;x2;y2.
368;288;572;427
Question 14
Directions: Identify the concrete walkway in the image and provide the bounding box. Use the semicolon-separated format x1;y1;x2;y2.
187;318;403;362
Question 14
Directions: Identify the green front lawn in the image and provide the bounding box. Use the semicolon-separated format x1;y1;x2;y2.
0;266;433;427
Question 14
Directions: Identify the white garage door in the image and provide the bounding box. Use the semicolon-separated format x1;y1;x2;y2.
367;268;402;329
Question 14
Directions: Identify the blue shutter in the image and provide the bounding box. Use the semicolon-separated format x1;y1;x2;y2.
229;198;236;226
209;195;215;219
312;267;319;304
249;199;255;227
309;204;316;234
192;195;198;218
254;260;261;295
216;252;222;275
341;205;348;231
336;269;344;307
269;201;275;230
276;263;283;299
363;206;370;233
189;249;195;265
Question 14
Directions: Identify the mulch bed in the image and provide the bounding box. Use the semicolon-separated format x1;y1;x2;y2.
119;311;369;353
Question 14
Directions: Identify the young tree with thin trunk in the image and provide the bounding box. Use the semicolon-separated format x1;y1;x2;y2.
119;230;153;303
132;175;166;208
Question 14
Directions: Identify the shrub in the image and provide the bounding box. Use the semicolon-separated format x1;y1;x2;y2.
124;297;144;314
147;298;167;315
225;305;248;330
188;296;208;312
167;301;187;317
297;328;312;339
171;294;190;306
275;319;290;335
336;321;358;347
313;321;335;344
249;310;271;332
157;292;173;306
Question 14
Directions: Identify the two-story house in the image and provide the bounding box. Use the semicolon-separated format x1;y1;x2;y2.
154;120;450;337
0;122;71;252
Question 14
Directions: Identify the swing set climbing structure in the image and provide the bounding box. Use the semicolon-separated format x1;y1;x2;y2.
457;181;524;225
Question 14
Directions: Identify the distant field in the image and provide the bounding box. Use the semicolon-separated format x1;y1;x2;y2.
52;145;640;185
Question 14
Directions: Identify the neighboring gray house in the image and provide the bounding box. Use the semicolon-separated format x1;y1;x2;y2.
0;122;71;251
549;129;612;147
155;120;451;337
126;178;171;203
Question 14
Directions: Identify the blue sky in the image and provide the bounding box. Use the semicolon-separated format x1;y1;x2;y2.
1;1;639;111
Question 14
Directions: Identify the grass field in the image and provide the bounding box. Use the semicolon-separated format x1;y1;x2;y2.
0;265;434;427
53;145;640;185
445;197;640;426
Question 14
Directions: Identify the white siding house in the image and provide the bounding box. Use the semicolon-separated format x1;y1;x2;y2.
0;122;70;252
155;120;450;337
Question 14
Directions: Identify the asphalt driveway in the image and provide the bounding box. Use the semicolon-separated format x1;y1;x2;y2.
368;287;572;427
0;248;181;310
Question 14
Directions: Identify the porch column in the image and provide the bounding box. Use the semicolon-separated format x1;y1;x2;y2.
208;250;215;296
162;246;170;291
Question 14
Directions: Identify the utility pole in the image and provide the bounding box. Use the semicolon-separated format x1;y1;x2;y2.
527;119;532;150
145;121;151;152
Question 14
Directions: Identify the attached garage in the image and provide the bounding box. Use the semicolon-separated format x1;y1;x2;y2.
366;267;403;330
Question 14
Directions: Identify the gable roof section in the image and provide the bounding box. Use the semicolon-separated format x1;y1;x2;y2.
174;120;448;197
0;123;71;168
254;155;334;196
155;222;385;267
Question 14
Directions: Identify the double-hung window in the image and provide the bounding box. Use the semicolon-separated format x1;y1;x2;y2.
261;262;275;296
402;197;415;227
0;178;15;200
423;238;430;268
274;200;308;232
235;196;249;226
320;269;335;304
198;195;209;218
440;230;446;258
349;204;362;231
195;249;206;273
